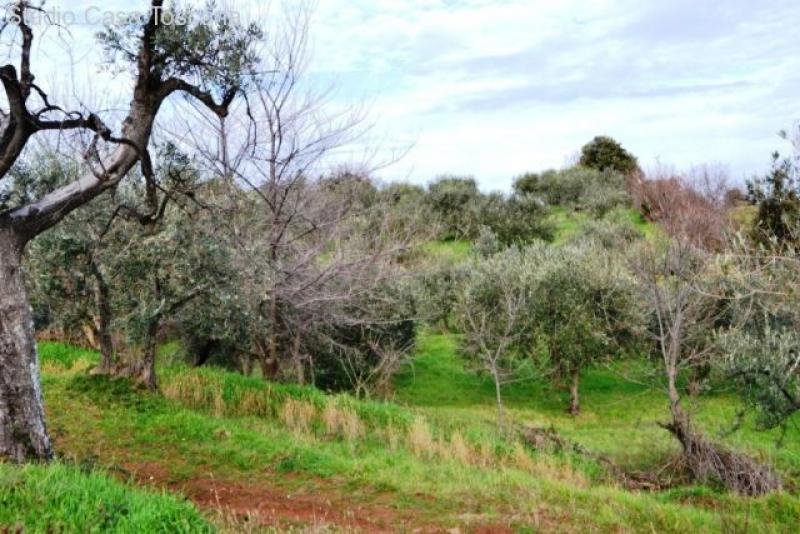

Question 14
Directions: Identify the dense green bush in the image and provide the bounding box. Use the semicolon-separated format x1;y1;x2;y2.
747;151;800;249
480;193;554;245
426;176;484;239
569;212;644;250
529;243;646;414
579;136;639;175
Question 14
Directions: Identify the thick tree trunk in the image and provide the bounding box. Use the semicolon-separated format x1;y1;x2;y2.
0;228;52;461
568;368;581;416
140;318;159;391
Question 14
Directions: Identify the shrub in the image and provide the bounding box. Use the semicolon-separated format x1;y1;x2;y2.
480;193;554;244
569;214;643;250
426;176;484;239
747;150;800;249
513;167;629;215
579;135;639;175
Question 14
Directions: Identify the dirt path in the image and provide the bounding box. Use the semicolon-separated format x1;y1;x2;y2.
125;462;514;533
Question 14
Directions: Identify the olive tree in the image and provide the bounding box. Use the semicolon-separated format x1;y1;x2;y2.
0;0;262;461
455;245;542;431
531;244;643;415
23;154;122;372
513;166;629;216
747;128;800;249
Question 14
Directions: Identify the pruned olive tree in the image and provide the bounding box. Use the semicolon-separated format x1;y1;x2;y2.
455;245;542;432
531;243;644;416
0;0;262;461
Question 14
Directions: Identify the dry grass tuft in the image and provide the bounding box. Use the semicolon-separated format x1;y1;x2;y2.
237;390;271;418
162;374;218;411
448;431;474;464
407;416;435;458
280;398;317;434
512;442;536;472
321;402;365;441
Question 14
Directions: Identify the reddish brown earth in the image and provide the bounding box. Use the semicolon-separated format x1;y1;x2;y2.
124;461;516;532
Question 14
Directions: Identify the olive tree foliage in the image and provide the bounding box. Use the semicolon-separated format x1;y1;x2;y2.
23;154;122;371
425;176;484;240
0;0;263;460
25;144;240;389
715;235;800;432
567;211;645;250
115;217;234;390
425;176;553;244
720;325;800;431
530;244;644;416
578;135;640;175
513;166;630;217
712;133;800;430
455;245;542;431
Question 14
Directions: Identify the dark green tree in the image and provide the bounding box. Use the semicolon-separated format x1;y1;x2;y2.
747;151;800;249
579;136;639;175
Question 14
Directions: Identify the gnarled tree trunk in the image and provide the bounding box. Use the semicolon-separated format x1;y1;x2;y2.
0;227;52;461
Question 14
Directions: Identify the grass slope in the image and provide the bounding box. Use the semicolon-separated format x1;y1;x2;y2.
549;207;656;243
0;462;211;533
397;333;800;474
0;340;790;531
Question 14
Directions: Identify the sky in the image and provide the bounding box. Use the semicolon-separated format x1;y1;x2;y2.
8;0;800;191
307;0;800;190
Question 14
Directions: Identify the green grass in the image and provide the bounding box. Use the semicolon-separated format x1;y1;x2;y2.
547;206;657;244
0;463;211;533
421;239;473;262
396;332;800;475
16;339;799;531
548;207;590;243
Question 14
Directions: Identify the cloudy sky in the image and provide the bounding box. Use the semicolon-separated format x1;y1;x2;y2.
11;0;800;191
307;0;800;190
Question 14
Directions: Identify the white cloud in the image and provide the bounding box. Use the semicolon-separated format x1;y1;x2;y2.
8;0;799;190
308;0;800;189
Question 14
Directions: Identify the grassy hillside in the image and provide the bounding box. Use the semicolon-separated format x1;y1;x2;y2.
0;339;793;531
548;206;657;243
0;463;212;532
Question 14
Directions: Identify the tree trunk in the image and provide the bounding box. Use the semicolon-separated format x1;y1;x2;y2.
0;228;53;461
491;365;505;433
90;261;115;374
140;318;160;391
291;328;305;385
568;368;581;416
665;362;695;452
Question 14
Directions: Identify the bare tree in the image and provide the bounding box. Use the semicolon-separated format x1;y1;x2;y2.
0;1;262;461
633;173;780;495
181;5;418;388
